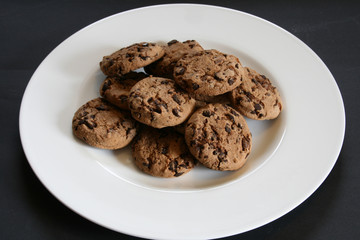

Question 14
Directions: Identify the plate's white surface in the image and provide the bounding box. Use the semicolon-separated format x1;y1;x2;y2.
19;4;345;240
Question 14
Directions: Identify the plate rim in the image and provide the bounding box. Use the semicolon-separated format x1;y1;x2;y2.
19;3;346;239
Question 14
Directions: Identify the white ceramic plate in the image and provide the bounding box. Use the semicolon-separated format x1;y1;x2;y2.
19;4;345;240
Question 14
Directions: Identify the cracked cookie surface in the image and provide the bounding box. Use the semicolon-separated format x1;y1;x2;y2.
185;103;251;171
132;127;196;178
229;67;283;120
72;98;138;149
128;77;196;128
100;42;165;77
173;49;244;96
100;72;148;110
144;39;203;78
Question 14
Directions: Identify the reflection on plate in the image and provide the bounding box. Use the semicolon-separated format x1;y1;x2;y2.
20;4;345;240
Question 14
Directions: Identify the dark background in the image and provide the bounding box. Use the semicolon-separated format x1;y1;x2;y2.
1;0;359;239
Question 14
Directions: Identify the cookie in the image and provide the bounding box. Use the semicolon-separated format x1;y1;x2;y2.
100;42;165;77
173;49;244;96
72;98;138;149
229;67;283;120
132;127;196;177
185;103;252;171
128;77;196;128
144;39;203;78
100;72;148;110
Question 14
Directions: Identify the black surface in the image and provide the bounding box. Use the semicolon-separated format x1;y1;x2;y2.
1;1;359;239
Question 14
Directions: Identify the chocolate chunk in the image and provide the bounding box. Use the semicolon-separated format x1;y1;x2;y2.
172;108;180;117
251;78;258;85
228;78;235;85
242;137;250;150
95;105;106;111
192;83;200;90
174;172;184;177
225;125;231;133
84;120;97;129
214;72;223;81
167;40;179;46
172;94;182;104
175;67;185;75
230;109;240;117
152;99;163;113
196;145;204;155
131;92;141;98
168;160;178;171
254;103;262;110
102;80;112;92
202;130;208;139
78;119;86;126
179;163;188;168
126;53;134;58
225;113;235;123
142;162;150;168
161;146;168;154
202;110;211;117
245;91;255;101
218;151;226;161
140;55;149;60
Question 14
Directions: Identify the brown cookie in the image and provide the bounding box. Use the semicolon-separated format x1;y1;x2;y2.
128;77;196;128
100;72;148;110
229;67;283;120
132;127;196;178
185;103;252;171
173;49;244;96
144;39;203;78
100;42;165;77
72;98;138;149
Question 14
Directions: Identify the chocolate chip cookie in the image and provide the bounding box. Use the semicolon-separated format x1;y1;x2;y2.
144;39;204;78
229;67;283;120
100;72;148;110
185;103;252;171
72;98;138;149
128;77;196;128
100;42;165;77
132;127;196;177
173;49;244;96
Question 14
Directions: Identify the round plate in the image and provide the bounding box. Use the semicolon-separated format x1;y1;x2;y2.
19;4;345;239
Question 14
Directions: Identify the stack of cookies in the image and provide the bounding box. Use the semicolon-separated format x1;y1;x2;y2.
72;40;283;178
